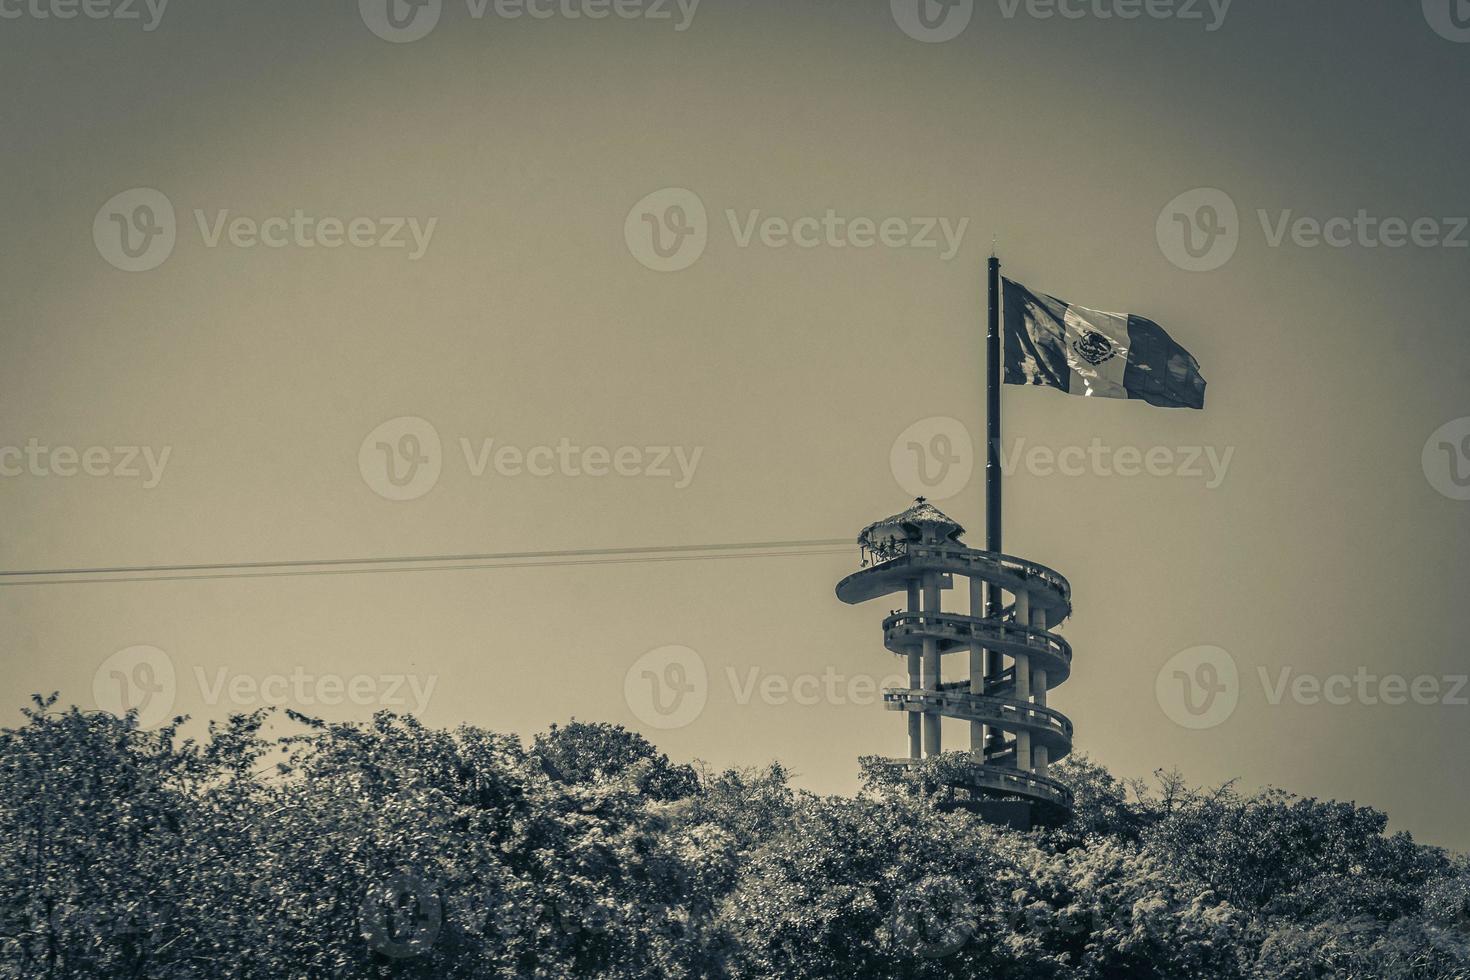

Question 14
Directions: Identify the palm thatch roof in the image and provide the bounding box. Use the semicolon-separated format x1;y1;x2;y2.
857;498;965;547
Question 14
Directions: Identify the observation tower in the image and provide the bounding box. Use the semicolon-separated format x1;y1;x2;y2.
835;498;1074;823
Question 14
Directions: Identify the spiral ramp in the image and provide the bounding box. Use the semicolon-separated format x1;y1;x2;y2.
837;501;1075;818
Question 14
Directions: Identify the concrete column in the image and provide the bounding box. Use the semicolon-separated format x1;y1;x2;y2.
907;668;922;759
968;576;984;755
1011;588;1031;771
1011;590;1034;696
1012;651;1031;772
1034;744;1049;776
1025;597;1048;704
1013;592;1031;687
907;580;921;760
984;582;1004;759
1015;730;1032;772
1013;588;1032;702
921;574;941;757
1030;611;1048;717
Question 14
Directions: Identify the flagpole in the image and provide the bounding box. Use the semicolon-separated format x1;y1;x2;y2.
986;255;1002;560
983;254;1004;758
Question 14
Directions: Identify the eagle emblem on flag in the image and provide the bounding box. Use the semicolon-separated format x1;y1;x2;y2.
1072;331;1117;366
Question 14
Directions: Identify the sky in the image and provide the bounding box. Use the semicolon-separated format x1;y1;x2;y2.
2;0;1468;849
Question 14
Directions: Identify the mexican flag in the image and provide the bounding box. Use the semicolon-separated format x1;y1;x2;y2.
1003;278;1206;410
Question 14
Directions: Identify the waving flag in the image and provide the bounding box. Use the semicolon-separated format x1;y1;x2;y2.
1003;278;1206;409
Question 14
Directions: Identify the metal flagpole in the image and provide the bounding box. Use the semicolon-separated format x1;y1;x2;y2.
983;254;1005;757
986;254;1002;559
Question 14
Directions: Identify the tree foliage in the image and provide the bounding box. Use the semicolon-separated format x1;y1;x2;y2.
0;699;1464;979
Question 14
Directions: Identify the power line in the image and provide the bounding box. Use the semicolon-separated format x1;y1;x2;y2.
0;537;852;576
0;538;855;587
3;550;852;587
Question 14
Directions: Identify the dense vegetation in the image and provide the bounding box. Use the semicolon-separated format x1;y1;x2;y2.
2;695;1467;978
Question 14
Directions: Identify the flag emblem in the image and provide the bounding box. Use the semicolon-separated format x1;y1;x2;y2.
1073;331;1117;366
